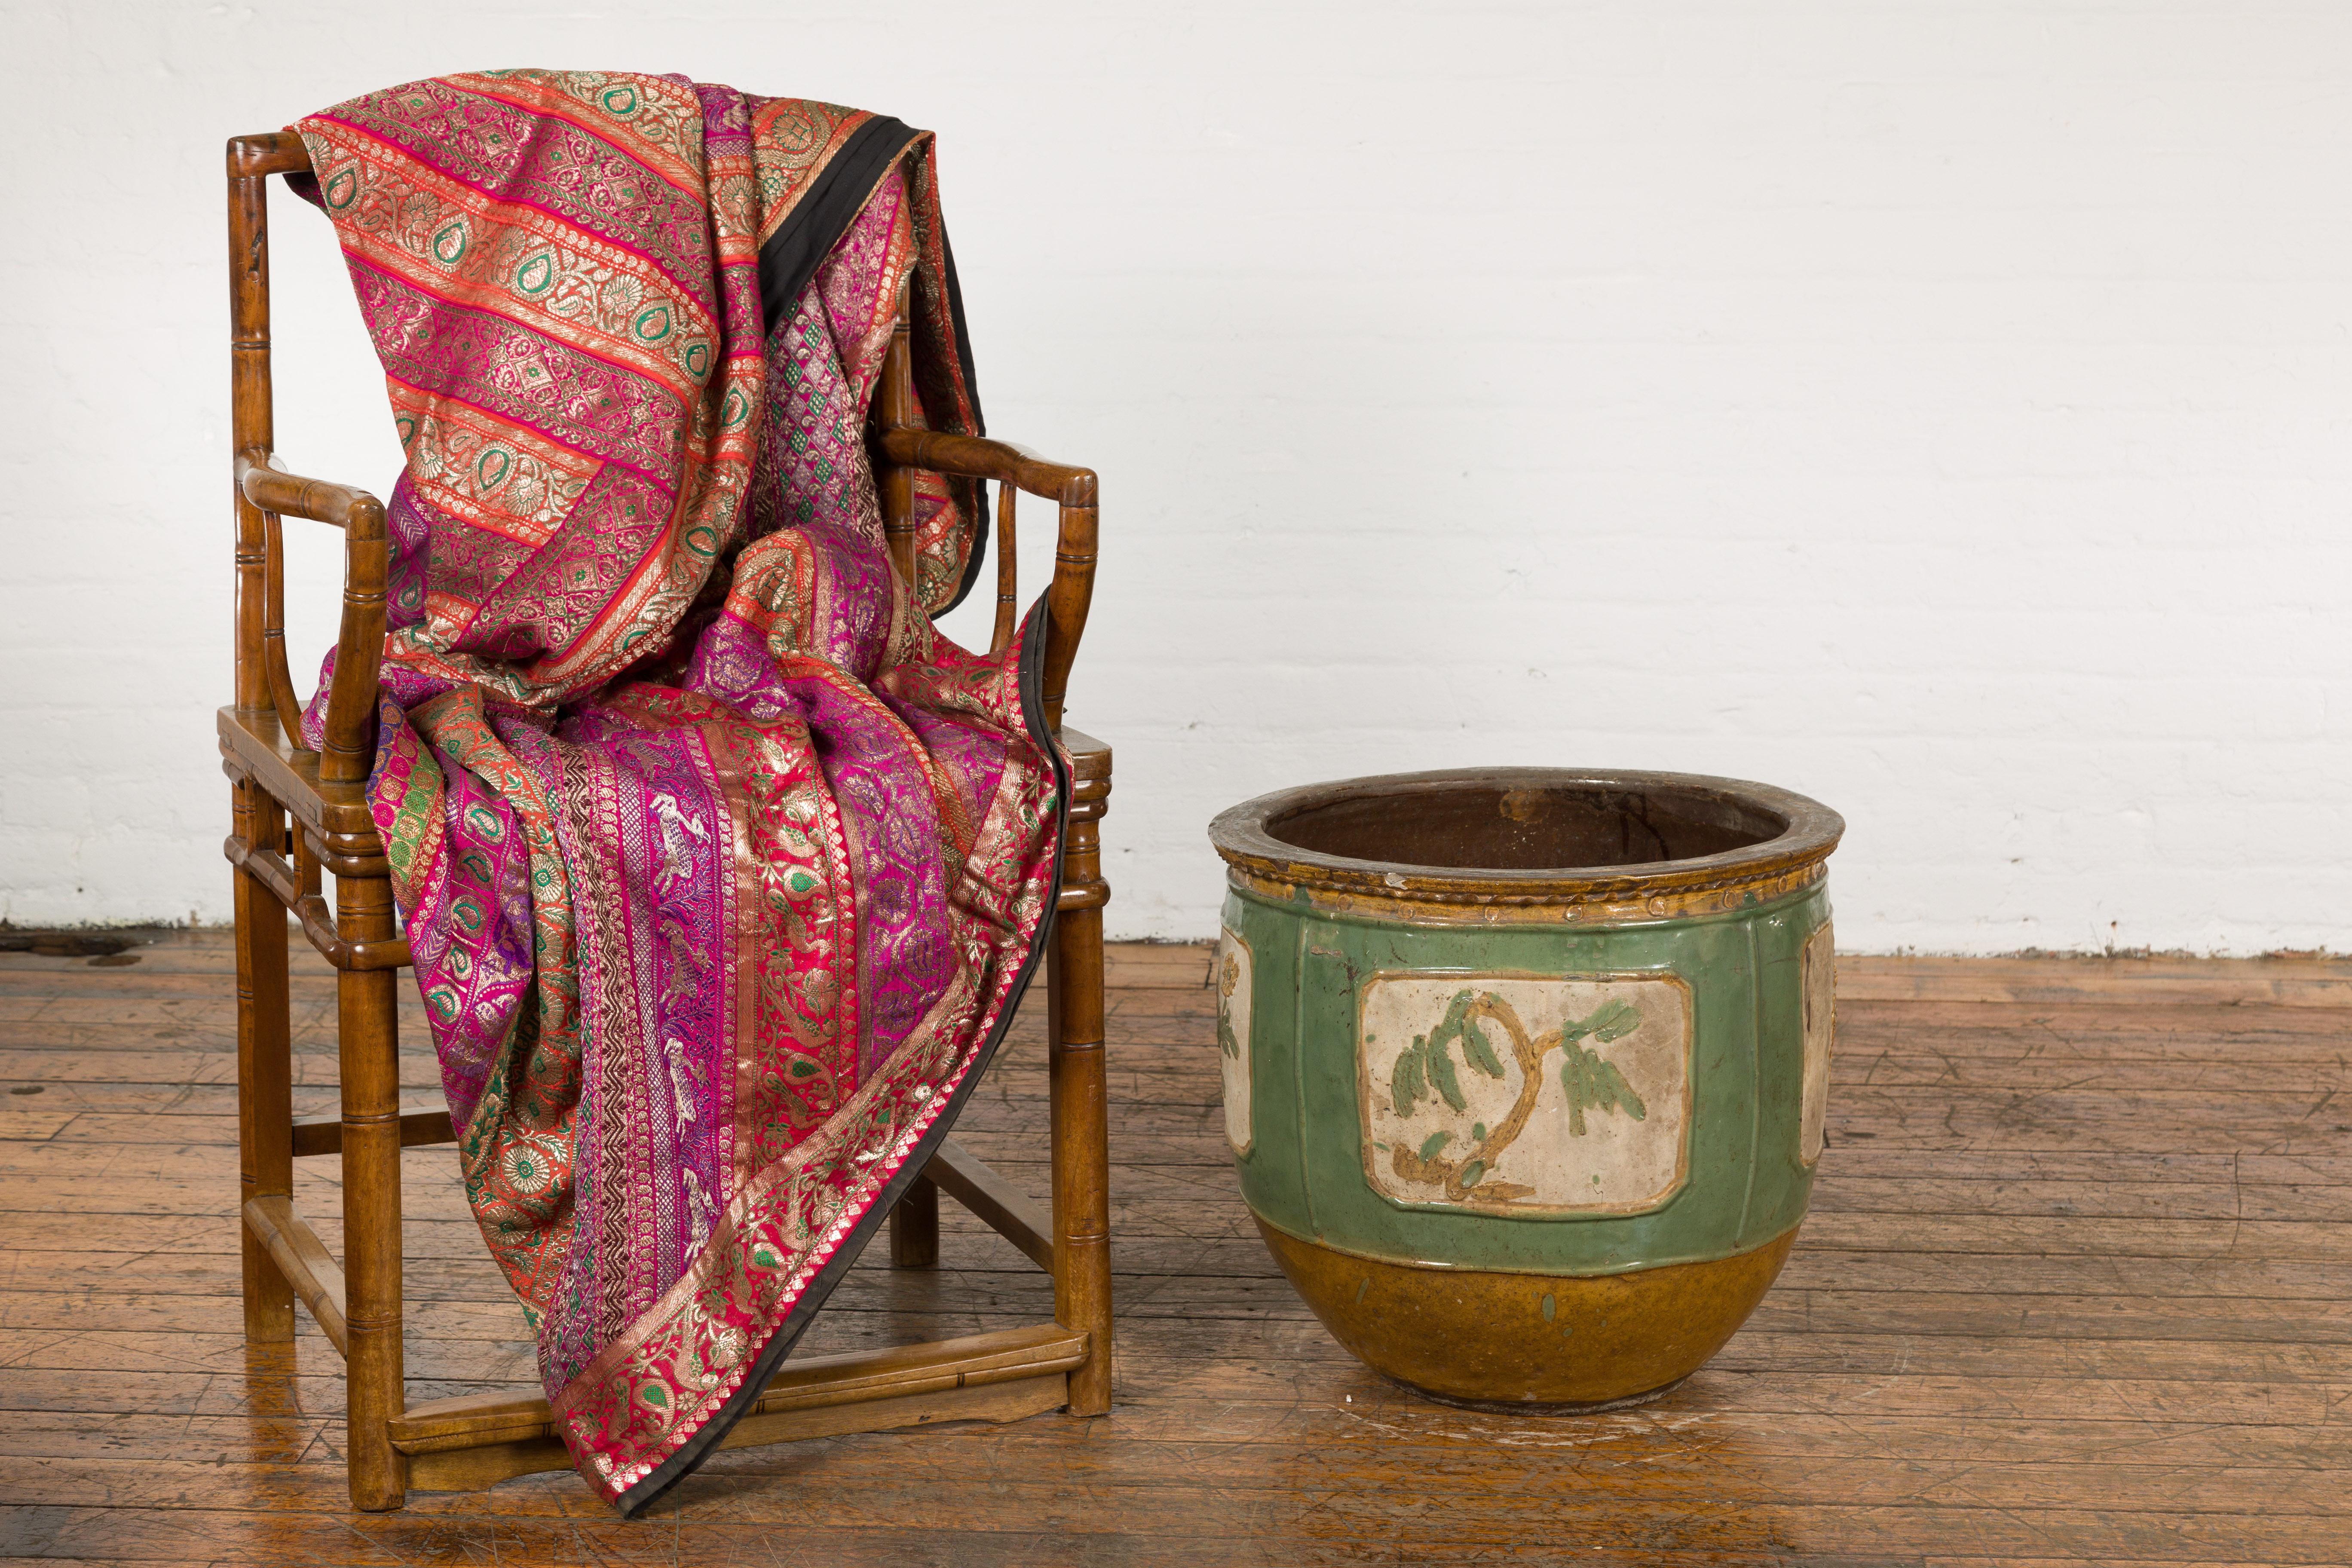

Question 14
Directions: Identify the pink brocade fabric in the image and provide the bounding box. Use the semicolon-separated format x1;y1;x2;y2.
289;72;1061;1508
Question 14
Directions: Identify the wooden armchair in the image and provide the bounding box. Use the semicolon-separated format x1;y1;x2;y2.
218;131;1113;1512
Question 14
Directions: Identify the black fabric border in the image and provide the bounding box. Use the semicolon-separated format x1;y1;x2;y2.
934;198;992;617
937;205;984;437
755;116;992;621
754;114;923;335
612;595;1072;1518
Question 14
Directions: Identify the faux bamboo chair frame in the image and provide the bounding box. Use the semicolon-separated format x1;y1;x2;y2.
219;131;1113;1511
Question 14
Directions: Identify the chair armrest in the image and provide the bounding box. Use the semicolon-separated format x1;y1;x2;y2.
236;453;388;784
873;428;1099;732
873;427;1094;510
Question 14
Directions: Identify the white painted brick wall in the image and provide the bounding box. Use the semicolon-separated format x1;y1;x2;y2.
3;2;2346;952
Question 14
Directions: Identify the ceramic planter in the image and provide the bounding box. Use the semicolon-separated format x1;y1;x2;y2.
1207;768;1844;1410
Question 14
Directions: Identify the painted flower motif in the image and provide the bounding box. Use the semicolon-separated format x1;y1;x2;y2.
1216;953;1243;1060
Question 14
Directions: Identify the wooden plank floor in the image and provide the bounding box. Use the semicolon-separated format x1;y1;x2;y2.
2;932;2349;1566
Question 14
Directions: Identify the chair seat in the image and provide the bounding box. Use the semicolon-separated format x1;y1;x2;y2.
1061;724;1109;772
218;705;404;972
218;706;377;841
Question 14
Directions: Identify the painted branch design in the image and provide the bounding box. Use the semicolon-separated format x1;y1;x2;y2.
1387;989;1646;1204
1216;952;1242;1059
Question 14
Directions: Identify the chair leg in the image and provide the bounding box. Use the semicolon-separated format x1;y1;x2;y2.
890;1176;940;1266
1048;756;1114;1416
233;779;295;1341
337;868;408;1511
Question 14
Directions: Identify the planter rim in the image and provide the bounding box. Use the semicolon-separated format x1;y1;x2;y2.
1208;766;1844;910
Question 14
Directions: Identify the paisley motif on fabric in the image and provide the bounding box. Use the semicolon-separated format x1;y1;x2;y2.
293;71;1063;1512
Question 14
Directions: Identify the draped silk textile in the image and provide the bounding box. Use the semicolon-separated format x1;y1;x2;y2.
289;71;1064;1513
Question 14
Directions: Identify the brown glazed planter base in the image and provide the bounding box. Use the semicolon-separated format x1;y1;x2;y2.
1255;1218;1800;1411
1392;1373;1692;1417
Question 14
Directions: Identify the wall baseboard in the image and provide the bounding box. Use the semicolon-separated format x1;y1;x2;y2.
1102;942;2352;1008
1833;953;2352;1008
9;931;2340;1008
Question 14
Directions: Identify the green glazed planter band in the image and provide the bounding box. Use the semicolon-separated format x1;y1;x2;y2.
1208;768;1844;1409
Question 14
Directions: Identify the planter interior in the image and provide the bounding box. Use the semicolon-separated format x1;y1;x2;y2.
1263;779;1787;873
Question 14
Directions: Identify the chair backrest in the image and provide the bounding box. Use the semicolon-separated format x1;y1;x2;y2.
227;133;384;786
227;128;1026;787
